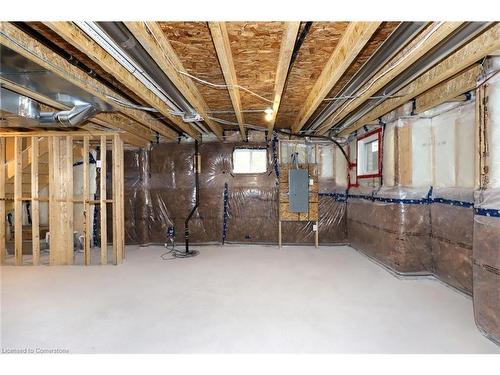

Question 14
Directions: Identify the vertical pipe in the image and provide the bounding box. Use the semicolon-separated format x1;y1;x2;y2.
184;140;199;254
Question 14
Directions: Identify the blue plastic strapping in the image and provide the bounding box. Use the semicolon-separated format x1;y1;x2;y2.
272;132;280;180
222;182;229;244
92;192;100;247
475;207;500;217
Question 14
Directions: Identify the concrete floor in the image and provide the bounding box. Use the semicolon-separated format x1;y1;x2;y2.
1;245;499;353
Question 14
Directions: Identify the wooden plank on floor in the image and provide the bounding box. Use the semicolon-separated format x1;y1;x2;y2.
0;137;5;264
31;136;40;266
100;136;107;265
83;136;91;265
14;137;23;265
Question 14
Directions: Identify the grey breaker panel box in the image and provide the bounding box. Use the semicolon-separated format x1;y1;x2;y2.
288;168;309;213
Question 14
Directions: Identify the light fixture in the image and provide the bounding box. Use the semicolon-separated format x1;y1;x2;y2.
264;108;273;122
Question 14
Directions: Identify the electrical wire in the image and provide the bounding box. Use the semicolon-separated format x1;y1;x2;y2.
143;22;273;104
160;240;199;260
317;22;445;133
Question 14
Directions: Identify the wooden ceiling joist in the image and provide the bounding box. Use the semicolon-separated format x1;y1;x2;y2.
291;22;382;133
208;22;246;139
268;22;301;131
0;22;176;143
317;22;463;135
414;64;481;114
41;22;200;140
124;21;223;140
342;23;500;135
0;77;149;147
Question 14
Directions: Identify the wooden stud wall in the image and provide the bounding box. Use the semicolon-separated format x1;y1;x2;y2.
0;131;124;266
0;138;5;264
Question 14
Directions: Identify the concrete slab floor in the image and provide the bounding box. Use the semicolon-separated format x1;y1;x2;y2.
1;245;499;353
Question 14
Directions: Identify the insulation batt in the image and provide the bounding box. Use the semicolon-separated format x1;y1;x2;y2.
118;141;347;246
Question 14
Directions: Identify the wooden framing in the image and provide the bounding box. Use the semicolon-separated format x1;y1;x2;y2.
31;137;40;265
83;136;91;265
396;125;413;186
317;22;463;135
14;137;23;265
268;22;301;131
0;138;5;264
0;22;177;142
278;141;319;248
0;77;149;147
414;64;481;114
342;23;500;136
112;134;125;264
43;22;200;141
1;131;125;266
99;136;107;265
291;22;382;133
208;22;246;139
125;21;223;140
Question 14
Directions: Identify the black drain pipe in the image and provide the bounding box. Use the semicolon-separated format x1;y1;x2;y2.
184;140;200;255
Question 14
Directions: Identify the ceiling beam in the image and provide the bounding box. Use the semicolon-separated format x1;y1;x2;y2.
290;22;381;134
268;22;301;132
208;22;246;139
42;22;200;141
414;63;481;114
341;23;500;136
0;22;177;142
316;22;463;135
124;21;223;140
0;77;149;147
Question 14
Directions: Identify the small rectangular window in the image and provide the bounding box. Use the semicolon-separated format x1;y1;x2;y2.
357;129;382;178
232;148;267;174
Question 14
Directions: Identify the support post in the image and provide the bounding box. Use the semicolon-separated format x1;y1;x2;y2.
100;136;107;265
83;136;91;265
0;138;5;264
112;134;124;264
14;137;23;265
31;137;40;265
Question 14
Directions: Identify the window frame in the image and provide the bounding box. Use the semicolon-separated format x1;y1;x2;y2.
231;146;268;175
356;128;382;179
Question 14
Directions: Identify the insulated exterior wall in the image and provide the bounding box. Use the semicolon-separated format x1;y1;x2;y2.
430;188;474;295
122;141;347;245
474;65;500;345
347;187;432;274
473;189;500;345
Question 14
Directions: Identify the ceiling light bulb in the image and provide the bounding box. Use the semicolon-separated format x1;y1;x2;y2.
265;112;273;122
264;108;273;115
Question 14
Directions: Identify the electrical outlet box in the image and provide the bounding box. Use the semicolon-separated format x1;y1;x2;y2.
289;168;309;213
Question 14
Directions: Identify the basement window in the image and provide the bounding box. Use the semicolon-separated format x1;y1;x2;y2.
232;148;267;174
357;129;382;178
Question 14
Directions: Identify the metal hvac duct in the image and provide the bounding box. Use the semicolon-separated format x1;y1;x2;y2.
0;87;99;128
331;22;492;135
306;22;427;132
89;22;208;134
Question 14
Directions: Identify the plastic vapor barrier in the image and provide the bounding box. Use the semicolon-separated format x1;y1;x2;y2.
473;188;500;345
121;140;347;246
347;187;433;274
430;188;474;295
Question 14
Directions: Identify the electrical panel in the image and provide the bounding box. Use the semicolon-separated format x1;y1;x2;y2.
288;168;309;213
